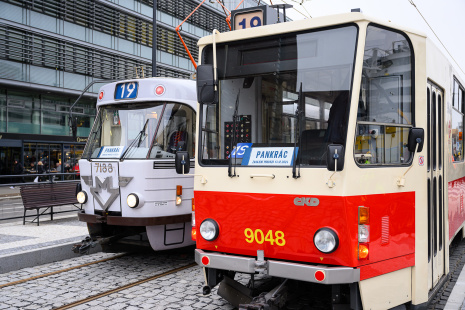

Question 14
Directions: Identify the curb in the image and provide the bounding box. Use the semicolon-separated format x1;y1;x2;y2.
0;194;21;199
0;241;102;274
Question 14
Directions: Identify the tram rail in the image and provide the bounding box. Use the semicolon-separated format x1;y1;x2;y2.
0;253;127;289
54;262;197;310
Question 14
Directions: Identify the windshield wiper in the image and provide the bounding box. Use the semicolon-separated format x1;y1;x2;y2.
228;91;240;178
120;119;149;159
87;112;104;160
138;119;150;147
292;84;303;179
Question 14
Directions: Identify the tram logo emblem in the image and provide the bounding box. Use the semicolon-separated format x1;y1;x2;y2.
294;197;319;207
90;176;120;211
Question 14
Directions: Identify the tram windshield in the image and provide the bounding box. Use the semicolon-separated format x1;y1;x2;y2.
200;25;358;167
83;102;195;160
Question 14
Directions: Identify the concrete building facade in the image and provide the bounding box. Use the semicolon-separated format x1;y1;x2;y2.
0;0;255;182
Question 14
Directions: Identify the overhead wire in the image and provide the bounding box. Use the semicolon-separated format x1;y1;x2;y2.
289;0;312;18
407;0;464;75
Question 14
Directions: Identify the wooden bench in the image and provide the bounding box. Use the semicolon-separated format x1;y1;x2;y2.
20;182;81;226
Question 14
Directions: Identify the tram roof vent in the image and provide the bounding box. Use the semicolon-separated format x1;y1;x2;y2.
351;8;362;13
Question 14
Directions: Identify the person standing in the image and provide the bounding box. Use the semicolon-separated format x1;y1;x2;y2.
11;160;24;188
37;161;45;182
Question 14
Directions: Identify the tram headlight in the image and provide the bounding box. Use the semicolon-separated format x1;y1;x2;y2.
199;219;219;241
127;193;139;208
77;191;88;204
314;228;339;254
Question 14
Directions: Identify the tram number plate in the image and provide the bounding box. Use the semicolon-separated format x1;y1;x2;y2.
115;82;138;100
94;163;115;174
244;228;286;246
235;10;263;29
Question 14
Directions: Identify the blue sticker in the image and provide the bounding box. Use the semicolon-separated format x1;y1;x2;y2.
231;143;253;159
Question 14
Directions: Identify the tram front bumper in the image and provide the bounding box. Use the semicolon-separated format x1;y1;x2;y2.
77;210;191;226
195;249;360;284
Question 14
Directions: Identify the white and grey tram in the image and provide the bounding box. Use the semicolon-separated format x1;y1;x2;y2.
76;78;196;251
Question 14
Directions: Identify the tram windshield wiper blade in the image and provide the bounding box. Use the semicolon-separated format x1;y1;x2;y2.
87;112;104;160
228;91;240;178
137;119;150;147
121;119;149;159
292;83;303;179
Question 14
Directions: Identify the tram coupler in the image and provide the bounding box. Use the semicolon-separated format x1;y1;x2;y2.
238;279;288;310
203;286;212;295
72;236;97;254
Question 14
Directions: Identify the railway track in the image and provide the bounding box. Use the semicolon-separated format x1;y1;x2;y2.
0;253;128;289
0;249;206;309
1;237;464;310
54;262;197;310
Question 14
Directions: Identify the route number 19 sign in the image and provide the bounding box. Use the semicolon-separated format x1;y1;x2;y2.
234;10;263;30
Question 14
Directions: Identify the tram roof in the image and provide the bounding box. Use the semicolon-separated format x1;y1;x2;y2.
96;77;197;110
198;12;427;46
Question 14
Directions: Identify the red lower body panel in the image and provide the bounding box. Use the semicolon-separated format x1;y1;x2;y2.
449;177;465;240
195;190;415;278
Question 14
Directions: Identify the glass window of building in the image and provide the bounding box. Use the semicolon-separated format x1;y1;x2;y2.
7;92;40;134
0;89;6;132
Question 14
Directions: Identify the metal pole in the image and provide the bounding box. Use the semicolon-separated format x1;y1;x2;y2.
152;0;157;77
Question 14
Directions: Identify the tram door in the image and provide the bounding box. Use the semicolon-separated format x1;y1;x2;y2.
427;82;445;290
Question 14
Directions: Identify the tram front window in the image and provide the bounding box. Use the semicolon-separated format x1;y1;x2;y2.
83;102;195;160
355;26;413;165
200;26;358;167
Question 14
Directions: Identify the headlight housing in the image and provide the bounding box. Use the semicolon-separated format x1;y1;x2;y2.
127;193;139;208
77;191;88;204
199;219;219;241
314;228;339;254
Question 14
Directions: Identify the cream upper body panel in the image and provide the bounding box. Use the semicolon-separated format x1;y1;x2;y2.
194;14;429;197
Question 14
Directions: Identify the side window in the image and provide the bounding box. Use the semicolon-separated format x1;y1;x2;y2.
355;26;413;165
452;79;464;162
149;103;196;159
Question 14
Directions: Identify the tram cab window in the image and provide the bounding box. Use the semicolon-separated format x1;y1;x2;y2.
452;79;464;162
199;26;358;167
355;26;413;165
83;102;195;160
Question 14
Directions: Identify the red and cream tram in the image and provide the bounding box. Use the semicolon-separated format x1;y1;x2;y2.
178;8;465;310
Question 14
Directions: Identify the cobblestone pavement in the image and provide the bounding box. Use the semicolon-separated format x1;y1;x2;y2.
0;249;236;310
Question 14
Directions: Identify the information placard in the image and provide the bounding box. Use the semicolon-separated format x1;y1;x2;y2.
98;146;125;158
242;147;297;166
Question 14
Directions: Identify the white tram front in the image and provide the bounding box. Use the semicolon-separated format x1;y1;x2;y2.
77;77;196;251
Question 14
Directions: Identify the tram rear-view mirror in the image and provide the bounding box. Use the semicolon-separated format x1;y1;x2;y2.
197;64;217;105
407;127;424;153
326;144;345;171
175;151;190;174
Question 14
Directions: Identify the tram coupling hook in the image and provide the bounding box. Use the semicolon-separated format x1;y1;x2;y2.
72;236;97;255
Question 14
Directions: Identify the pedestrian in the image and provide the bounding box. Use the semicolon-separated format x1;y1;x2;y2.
11;160;24;188
37;161;45;182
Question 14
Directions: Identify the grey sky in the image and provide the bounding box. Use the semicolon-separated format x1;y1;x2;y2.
256;0;465;78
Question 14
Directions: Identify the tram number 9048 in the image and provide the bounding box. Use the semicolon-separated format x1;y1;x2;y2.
244;228;286;246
